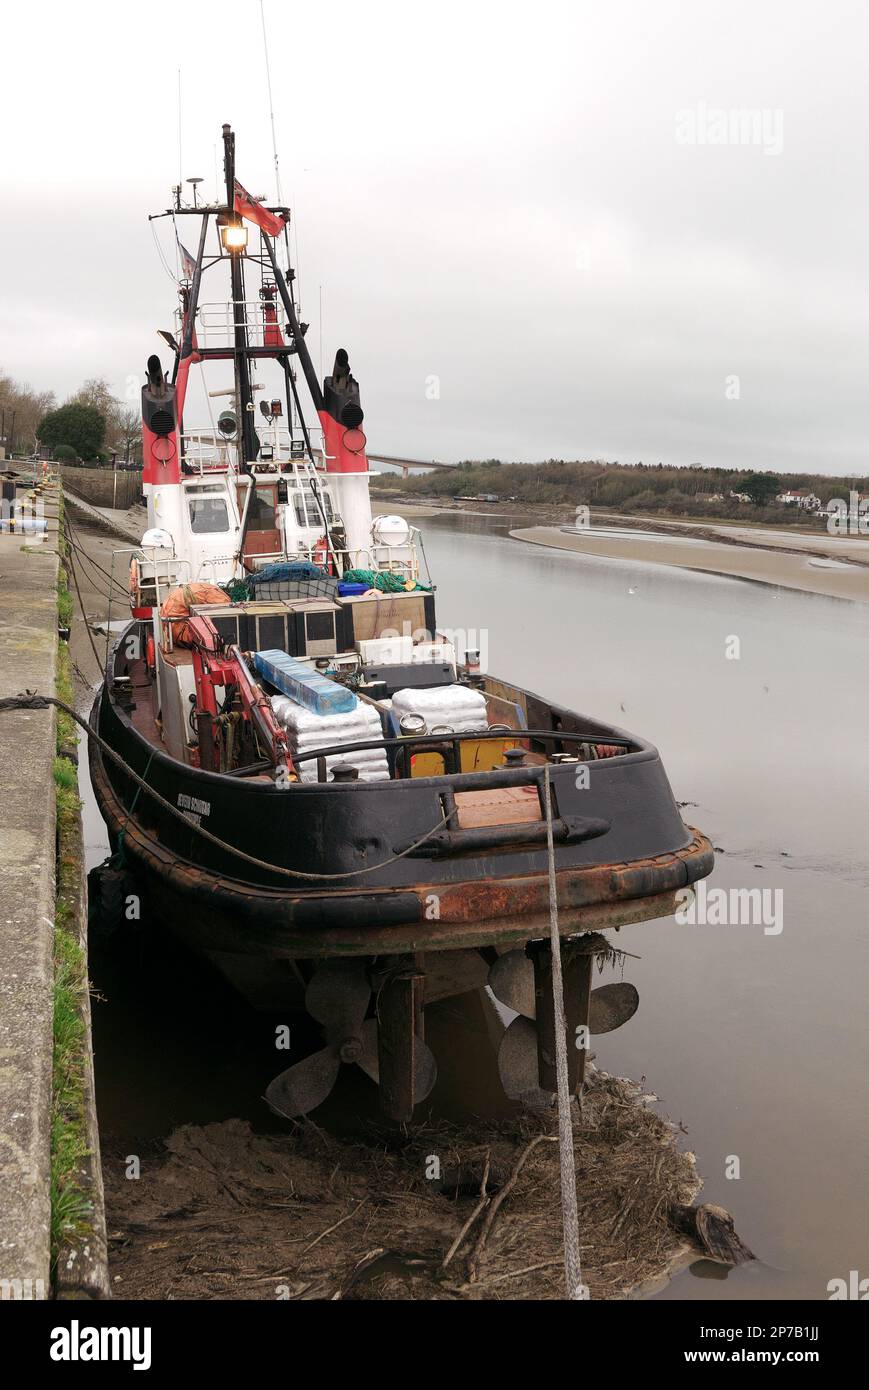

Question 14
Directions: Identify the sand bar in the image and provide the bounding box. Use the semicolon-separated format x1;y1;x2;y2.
511;525;869;603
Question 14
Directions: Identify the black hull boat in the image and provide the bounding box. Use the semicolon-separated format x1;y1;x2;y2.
89;125;713;1120
91;652;711;956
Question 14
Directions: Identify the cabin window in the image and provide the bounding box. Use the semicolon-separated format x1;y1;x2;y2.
188;496;230;533
291;486;334;528
248;486;277;532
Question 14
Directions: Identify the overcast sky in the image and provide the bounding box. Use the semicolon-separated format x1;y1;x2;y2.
2;0;867;474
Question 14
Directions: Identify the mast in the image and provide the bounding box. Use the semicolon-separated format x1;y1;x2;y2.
222;123;259;470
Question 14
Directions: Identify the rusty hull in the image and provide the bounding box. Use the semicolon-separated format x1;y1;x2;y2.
91;740;713;957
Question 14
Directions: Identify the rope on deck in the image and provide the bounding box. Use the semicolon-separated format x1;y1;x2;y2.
542;762;587;1301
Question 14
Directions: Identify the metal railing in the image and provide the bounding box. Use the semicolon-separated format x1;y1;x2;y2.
181;432;236;474
180;426;329;474
291;726;632;784
183;300;293;352
269;541;421;580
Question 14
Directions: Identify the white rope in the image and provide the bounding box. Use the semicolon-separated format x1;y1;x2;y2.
542;762;586;1301
150;220;178;284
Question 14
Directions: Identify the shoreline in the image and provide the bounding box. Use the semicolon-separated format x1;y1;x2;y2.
369;493;869;602
510;524;869;603
372;491;869;557
69;488;869;604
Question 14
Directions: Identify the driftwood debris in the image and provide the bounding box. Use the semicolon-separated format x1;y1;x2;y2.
102;1071;753;1300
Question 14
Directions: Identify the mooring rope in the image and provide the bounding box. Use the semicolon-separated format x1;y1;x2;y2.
64;546;103;671
0;692;451;883
542;762;586;1301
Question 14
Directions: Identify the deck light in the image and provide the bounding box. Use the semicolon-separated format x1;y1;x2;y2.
221;222;248;252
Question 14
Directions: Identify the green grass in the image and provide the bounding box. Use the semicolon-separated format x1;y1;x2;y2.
50;925;92;1262
57;566;73;629
57;486;73;625
50;493;93;1272
53;756;80;829
57;483;68;556
55;641;76;753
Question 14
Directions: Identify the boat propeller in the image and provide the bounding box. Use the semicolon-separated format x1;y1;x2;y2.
265;959;437;1119
488;944;640;1104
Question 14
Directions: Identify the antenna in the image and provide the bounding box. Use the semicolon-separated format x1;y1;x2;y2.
319;285;324;383
177;70;183;189
259;0;283;204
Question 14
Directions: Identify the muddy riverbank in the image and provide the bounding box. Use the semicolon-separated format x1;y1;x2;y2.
370;490;869;600
510;524;869;603
101;1068;706;1302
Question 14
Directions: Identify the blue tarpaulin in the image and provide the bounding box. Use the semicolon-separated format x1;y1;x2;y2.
253;649;357;716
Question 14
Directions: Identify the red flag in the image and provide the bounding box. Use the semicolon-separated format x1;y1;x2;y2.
233;179;286;238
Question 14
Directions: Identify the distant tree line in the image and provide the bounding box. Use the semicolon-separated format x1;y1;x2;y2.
0;371;55;456
378;459;868;525
0;370;142;465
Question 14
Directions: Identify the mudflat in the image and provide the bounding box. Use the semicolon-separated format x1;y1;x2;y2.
511;524;869;602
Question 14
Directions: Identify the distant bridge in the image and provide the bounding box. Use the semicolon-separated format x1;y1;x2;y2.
366;453;457;478
309;448;456;479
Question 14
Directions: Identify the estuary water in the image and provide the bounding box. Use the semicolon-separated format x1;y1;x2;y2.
423;507;869;1302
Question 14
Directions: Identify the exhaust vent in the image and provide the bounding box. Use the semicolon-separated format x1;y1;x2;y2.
149;409;175;437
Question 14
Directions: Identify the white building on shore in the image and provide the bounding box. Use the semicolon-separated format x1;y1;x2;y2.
777;489;822;510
